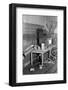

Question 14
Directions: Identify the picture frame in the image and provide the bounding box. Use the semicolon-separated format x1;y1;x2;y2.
9;3;66;86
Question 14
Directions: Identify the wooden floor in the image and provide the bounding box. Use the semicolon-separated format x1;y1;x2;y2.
23;60;57;75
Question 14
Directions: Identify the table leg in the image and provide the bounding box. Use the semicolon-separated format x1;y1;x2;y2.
39;53;43;69
42;53;44;66
30;52;35;71
31;52;33;65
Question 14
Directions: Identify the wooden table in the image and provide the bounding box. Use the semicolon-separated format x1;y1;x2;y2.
31;45;56;68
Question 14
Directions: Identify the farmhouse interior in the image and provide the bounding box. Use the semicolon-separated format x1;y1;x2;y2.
23;15;57;75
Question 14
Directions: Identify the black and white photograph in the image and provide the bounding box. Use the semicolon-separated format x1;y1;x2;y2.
9;3;66;86
23;15;57;75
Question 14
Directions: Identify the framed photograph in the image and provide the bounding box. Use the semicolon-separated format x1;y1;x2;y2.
9;3;66;86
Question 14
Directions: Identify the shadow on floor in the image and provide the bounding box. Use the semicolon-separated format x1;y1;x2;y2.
23;60;57;75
